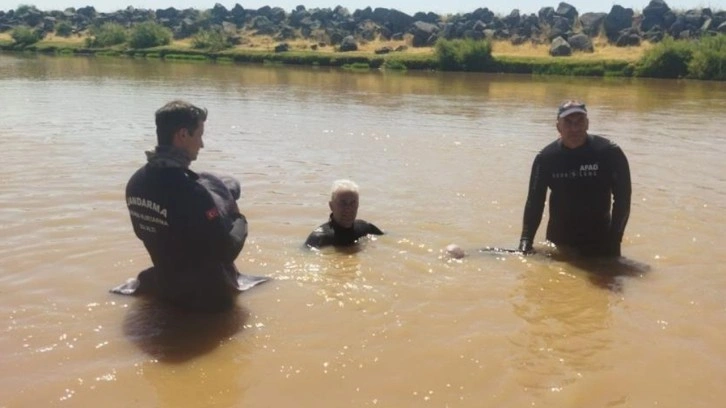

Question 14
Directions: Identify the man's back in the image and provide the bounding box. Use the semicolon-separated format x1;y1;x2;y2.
126;164;240;310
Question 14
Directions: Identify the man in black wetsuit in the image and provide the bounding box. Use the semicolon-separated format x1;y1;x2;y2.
305;179;384;249
124;100;249;311
518;100;631;257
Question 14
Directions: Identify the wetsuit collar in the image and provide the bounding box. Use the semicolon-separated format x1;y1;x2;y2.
329;213;354;231
145;145;192;168
558;134;593;150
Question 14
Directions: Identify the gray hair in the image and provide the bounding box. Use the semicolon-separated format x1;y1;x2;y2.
330;179;359;200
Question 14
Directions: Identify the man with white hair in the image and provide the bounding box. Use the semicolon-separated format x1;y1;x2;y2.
517;99;631;257
305;179;384;249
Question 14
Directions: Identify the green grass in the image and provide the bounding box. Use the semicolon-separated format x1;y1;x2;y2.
164;53;209;61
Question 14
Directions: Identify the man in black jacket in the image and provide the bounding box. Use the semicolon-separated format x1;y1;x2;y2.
124;100;249;311
518;100;631;257
305;179;383;249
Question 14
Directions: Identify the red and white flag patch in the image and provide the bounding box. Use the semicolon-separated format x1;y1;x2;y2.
205;207;220;220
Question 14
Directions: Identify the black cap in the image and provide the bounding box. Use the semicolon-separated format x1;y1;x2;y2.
557;100;587;118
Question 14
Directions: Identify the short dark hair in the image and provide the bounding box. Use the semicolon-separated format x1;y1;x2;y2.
155;100;208;146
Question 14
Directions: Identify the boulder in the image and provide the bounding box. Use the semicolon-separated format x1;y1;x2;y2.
410;20;439;47
568;33;593;52
338;35;357;51
604;5;634;42
555;2;579;25
549;36;572;56
579;12;607;37
548;15;572;40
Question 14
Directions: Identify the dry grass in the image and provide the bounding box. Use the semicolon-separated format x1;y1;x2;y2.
2;29;650;63
216;32;423;55
491;37;652;62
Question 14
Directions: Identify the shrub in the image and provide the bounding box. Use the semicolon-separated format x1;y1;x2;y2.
342;62;371;70
382;59;407;70
55;21;73;37
10;25;41;46
128;21;172;49
687;34;726;81
86;23;127;48
635;36;693;78
434;38;494;72
191;28;232;52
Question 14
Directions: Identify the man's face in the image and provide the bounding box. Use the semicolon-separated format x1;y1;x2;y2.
174;120;205;161
556;112;588;149
329;191;359;228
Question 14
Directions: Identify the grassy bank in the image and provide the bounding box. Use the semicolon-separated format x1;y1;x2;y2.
2;31;722;80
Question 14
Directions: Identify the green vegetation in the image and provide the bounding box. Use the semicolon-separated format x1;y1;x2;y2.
635;36;693;78
86;23;127;48
128;21;172;49
434;38;495;72
165;53;210;61
55;21;73;37
635;34;726;79
496;56;633;76
382;58;408;71
11;25;42;46
342;62;371;70
191;28;233;52
688;34;726;81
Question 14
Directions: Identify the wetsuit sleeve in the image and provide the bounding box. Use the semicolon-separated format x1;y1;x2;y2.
520;153;548;244
367;223;384;235
183;184;247;263
304;227;325;249
608;146;631;249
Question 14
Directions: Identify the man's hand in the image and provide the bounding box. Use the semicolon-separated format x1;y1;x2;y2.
518;239;535;255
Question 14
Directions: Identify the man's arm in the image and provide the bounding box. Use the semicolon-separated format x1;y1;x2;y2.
304;228;325;249
519;154;548;253
608;146;631;255
184;183;247;263
366;222;384;236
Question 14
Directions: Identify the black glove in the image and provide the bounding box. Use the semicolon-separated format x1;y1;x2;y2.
518;238;534;255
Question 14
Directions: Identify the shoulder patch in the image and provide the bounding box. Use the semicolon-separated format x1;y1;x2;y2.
205;207;220;220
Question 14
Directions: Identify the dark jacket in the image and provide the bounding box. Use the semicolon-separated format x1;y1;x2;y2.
126;164;248;310
520;134;631;256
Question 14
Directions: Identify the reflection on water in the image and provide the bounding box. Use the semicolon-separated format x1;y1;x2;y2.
122;300;249;363
509;260;615;395
2;53;726;407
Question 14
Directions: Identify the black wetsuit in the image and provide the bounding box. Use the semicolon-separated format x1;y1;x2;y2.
305;215;383;248
520;134;631;257
126;164;248;311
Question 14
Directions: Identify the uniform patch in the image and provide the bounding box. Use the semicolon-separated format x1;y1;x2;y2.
206;208;220;220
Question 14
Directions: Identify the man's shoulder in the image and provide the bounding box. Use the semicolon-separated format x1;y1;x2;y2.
309;221;333;236
589;134;620;151
538;140;562;156
305;222;333;248
354;219;384;235
127;165;205;200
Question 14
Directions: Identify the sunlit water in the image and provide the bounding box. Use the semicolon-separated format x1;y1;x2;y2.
1;54;726;407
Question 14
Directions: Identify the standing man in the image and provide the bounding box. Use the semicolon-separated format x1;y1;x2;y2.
305;179;384;249
124;100;249;311
518;100;631;257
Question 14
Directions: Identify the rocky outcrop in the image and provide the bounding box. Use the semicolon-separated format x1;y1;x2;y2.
1;1;724;53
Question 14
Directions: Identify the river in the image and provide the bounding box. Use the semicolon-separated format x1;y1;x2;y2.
1;53;725;407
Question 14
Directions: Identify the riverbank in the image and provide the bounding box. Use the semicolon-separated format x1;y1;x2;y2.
0;32;645;77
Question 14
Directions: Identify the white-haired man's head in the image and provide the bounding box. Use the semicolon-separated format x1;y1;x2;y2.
329;179;359;228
